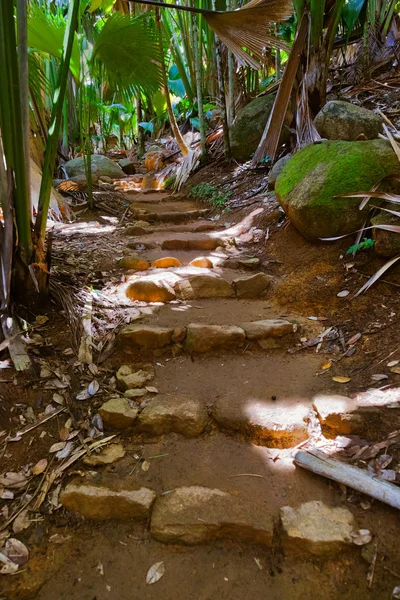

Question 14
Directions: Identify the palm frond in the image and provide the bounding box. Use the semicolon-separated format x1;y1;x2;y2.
91;13;163;95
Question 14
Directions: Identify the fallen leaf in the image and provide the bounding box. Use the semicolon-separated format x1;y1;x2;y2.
36;315;49;325
142;460;150;472
145;386;158;394
388;360;399;368
392;586;400;599
337;290;350;298
88;380;100;396
332;376;351;383
146;561;165;585
49;441;66;453
5;538;29;565
379;469;397;481
52;393;64;405
371;374;389;381
12;510;31;534
59;427;70;442
322;362;332;370
347;333;362;345
0;472;28;490
254;557;263;570
40;366;52;378
88;363;99;376
56;441;74;459
350;529;372;546
76;389;91;401
0;559;19;574
391;366;400;375
32;459;48;476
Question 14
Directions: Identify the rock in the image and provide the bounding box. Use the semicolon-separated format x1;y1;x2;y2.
124;388;147;400
118;158;136;175
230;94;290;161
119;324;174;349
138;395;208;438
233;273;271;298
145;151;164;172
275;139;400;241
372;208;400;257
119;256;150;271
64;154;125;182
213;397;309;448
162;237;222;251
60;477;156;520
150;486;273;546
222;257;260;270
185;324;245;353
280;500;356;555
99;175;113;184
125;280;176;303
83;444;126;466
314;101;382;141
172;327;186;343
133;220;152;228
116;365;153;390
125;226;153;236
268;155;292;190
98;397;138;429
175;275;233;300
241;319;296;340
151;257;182;268
189;257;213;268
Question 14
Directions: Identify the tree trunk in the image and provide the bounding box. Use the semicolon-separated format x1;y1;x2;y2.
191;8;207;157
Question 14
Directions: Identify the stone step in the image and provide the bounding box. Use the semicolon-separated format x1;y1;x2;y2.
118;319;297;353
124;272;272;302
150;486;274;547
131;209;211;223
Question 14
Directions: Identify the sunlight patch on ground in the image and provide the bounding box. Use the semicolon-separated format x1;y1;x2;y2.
53;220;117;236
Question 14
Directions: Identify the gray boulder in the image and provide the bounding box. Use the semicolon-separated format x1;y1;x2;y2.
275;139;400;241
65;154;125;182
118;158;136;175
314;101;382;141
269;154;292;190
229;94;289;161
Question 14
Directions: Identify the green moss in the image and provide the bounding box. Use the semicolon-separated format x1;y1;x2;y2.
275;140;400;240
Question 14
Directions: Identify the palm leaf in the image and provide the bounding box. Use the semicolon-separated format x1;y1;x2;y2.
353;254;400;298
91;13;163;95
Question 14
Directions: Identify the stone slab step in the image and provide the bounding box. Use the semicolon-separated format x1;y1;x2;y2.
118;320;297;354
212;396;310;448
60;476;156;520
132;209;211;223
150;486;274;547
137;395;208;438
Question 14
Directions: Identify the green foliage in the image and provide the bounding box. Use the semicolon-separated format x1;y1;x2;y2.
164;175;176;190
346;237;375;255
190;183;231;208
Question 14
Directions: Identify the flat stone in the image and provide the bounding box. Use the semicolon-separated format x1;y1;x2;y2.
98;397;138;429
189;257;214;268
116;365;153;390
125;226;153;236
138;395;208;438
241;319;296;341
154;210;210;223
161;237;221;251
172;327;186;343
60;477;156;520
83;443;126;466
151;257;182;268
151;486;273;546
119;325;174;349
175;275;233;300
124;388;147;400
185;324;245;353
213;397;310;448
223;258;260;270
280;501;356;555
119;256;150;271
233;273;271;298
125;280;176;303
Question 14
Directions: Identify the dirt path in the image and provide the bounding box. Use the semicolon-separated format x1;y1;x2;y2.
3;191;400;599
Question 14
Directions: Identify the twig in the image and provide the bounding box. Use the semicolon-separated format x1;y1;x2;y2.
367;541;378;588
358;272;400;289
227;473;264;478
9;407;67;441
377;347;400;366
383;565;400;578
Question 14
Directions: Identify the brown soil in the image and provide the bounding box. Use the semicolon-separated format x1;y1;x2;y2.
2;181;400;600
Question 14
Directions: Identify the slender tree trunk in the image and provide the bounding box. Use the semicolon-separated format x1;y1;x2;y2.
136;96;145;158
191;8;207;157
227;0;235;126
212;0;230;159
156;8;189;156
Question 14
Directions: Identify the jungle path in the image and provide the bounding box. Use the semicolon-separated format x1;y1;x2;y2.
5;191;400;600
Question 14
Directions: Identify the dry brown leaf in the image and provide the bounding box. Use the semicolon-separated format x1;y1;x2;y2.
146;561;165;585
32;459;48;476
332;376;351;384
12;510;31;534
49;441;66;453
322;362;332;370
350;529;372;546
5;538;29;565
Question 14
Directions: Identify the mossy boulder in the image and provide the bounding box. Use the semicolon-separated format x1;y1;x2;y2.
372;206;400;257
65;154;125;182
275;140;400;241
230;94;289;161
314;101;382;141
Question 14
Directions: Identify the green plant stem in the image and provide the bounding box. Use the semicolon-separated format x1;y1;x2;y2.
191;5;207;157
35;0;80;239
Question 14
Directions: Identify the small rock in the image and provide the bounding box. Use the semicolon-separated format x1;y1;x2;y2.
314;100;382;141
98;175;113;184
175;275;233;300
119;257;150;271
172;327;186;343
125;280;176;303
189;257;214;268
151;257;182;268
83;443;126;466
213;397;309;448
118;158;136;175
119;325;174;348
116;365;153;390
233;273;271;299
125;226;153;236
124;388;147;400
98;397;138;429
138;395;208;438
185;324;245;353
372;207;400;258
151;486;273;546
280;500;356;555
241;319;296;340
60;477;156;520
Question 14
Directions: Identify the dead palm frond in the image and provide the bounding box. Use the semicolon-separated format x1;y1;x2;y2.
124;0;293;68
